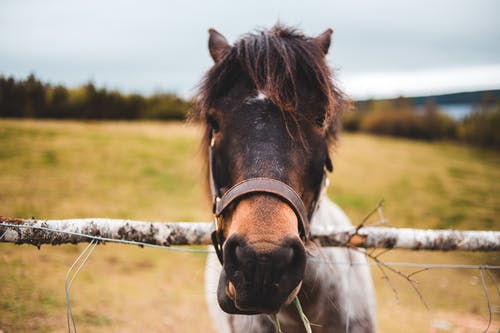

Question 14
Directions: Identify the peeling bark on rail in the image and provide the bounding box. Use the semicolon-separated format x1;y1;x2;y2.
0;217;213;248
1;217;499;251
315;226;500;252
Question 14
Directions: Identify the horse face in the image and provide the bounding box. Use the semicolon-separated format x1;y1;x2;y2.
200;26;338;314
210;99;325;313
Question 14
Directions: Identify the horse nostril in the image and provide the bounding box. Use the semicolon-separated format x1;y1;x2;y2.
223;236;253;276
235;243;245;263
274;246;294;265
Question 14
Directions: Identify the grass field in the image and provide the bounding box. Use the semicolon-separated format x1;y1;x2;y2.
0;119;499;332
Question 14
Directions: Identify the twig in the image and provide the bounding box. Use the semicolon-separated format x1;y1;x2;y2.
377;203;388;226
375;258;400;302
407;268;430;279
373;248;392;260
368;219;390;227
348;199;386;248
352;246;429;310
356;199;385;233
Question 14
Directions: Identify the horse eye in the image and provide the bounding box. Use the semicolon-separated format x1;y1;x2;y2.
315;117;325;127
207;116;220;132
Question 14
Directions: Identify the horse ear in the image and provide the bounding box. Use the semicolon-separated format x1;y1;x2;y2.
208;28;230;62
314;28;333;55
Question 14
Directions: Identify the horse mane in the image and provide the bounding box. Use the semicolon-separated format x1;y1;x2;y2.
193;24;349;141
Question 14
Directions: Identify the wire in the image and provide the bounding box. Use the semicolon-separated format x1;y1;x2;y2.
2;223;499;270
310;258;500;270
479;268;492;333
65;239;97;333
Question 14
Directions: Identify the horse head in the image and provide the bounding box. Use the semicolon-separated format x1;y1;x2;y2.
195;25;346;314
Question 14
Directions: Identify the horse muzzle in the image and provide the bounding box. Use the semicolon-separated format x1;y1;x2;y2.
216;236;306;314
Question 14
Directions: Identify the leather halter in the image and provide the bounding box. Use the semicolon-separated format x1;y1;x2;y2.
209;135;329;265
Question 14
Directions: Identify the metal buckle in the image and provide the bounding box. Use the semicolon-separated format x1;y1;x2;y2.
213;214;220;231
213;215;224;232
213;197;223;232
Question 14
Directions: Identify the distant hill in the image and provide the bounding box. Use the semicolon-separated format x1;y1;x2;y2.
357;89;500;106
411;89;500;106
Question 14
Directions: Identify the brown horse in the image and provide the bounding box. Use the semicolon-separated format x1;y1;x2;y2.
195;25;376;332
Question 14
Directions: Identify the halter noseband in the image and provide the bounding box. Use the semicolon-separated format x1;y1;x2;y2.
209;135;329;265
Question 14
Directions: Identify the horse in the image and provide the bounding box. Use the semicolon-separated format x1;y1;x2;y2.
194;25;376;333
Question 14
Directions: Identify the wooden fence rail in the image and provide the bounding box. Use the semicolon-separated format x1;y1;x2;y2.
1;217;499;251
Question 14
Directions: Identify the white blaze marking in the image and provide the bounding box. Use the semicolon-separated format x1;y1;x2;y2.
245;90;268;104
255;91;267;101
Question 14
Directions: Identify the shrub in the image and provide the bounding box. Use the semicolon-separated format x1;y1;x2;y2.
341;109;362;131
360;108;425;138
421;102;456;140
458;105;500;149
358;100;455;140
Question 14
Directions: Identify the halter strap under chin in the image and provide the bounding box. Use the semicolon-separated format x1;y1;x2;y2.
208;135;329;265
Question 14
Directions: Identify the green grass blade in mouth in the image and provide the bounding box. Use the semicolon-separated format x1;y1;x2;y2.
271;313;283;333
293;296;312;333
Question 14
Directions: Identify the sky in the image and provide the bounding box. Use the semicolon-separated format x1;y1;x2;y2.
1;0;499;99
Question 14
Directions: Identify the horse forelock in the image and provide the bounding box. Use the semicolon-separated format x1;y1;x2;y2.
193;24;349;143
192;25;349;198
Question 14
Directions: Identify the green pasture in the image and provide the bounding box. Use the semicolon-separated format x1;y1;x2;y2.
0;120;498;332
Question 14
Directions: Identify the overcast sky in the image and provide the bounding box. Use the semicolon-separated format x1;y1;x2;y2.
1;0;499;99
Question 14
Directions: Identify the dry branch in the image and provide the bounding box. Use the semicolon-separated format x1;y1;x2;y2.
1;217;499;251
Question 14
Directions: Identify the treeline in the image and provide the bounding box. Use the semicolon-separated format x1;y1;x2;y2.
1;74;499;149
342;96;500;150
0;74;191;120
